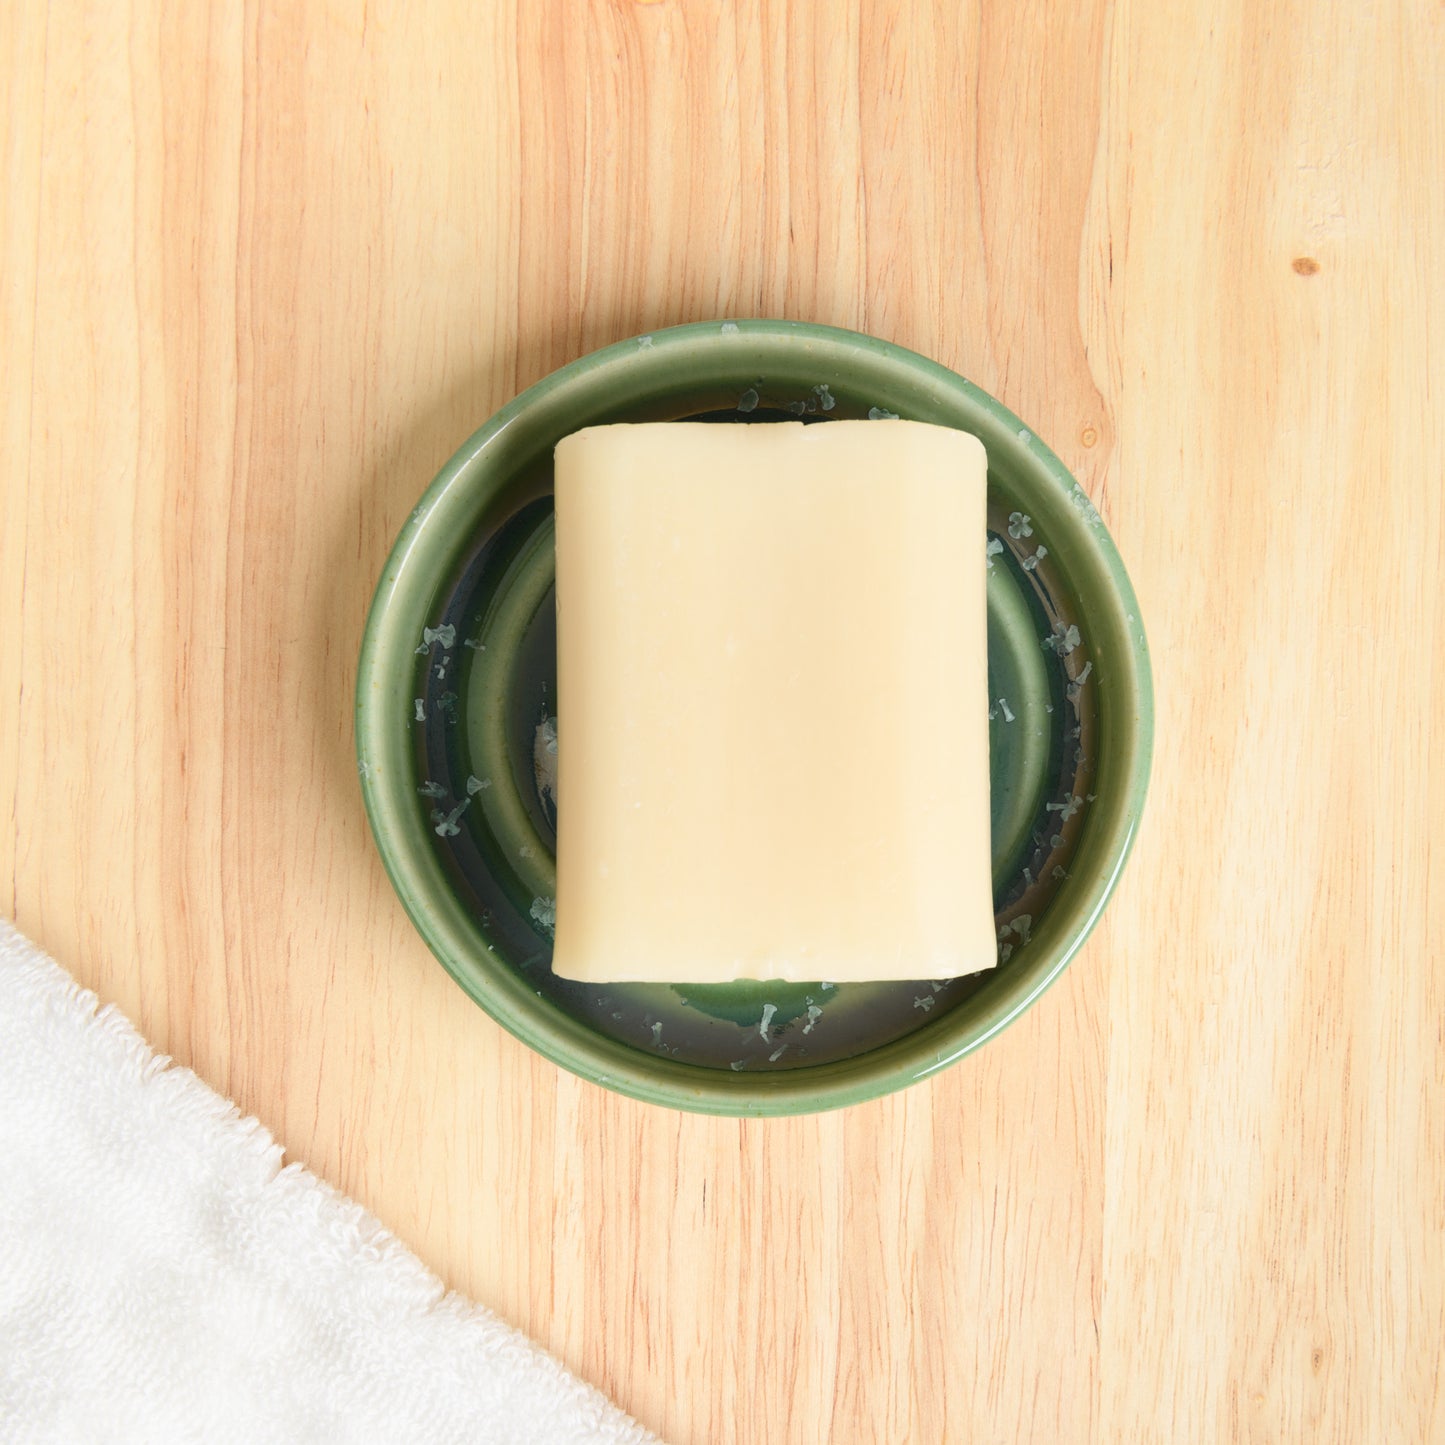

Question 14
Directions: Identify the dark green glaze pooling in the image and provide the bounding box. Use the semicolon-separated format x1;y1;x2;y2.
356;321;1153;1116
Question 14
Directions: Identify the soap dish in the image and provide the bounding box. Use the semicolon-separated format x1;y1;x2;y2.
356;321;1153;1115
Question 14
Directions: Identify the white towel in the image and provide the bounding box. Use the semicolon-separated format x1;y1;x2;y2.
0;920;662;1445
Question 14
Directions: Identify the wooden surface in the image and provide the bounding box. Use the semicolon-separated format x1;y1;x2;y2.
3;2;1443;1440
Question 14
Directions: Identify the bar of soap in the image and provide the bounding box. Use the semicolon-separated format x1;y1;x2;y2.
550;419;995;984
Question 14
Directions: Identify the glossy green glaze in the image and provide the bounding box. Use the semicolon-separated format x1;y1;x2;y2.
356;321;1153;1115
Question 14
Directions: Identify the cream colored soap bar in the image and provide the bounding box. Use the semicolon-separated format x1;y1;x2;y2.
550;420;995;984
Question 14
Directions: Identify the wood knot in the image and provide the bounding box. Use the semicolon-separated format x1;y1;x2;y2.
1292;257;1321;276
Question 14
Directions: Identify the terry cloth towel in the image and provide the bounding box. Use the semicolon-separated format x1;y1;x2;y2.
0;920;662;1445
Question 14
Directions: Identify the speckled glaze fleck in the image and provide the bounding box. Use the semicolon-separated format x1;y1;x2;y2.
356;321;1154;1116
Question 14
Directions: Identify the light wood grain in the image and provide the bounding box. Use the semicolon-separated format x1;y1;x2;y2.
4;2;1443;1440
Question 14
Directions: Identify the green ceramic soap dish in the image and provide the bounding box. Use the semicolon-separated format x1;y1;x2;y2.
356;321;1153;1115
